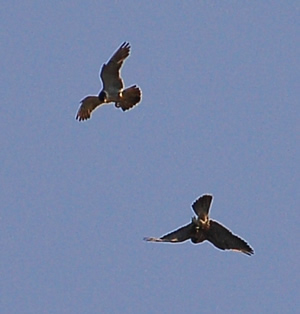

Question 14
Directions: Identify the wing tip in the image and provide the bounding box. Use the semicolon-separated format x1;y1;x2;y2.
230;240;254;256
120;41;130;49
119;41;131;54
75;112;90;121
144;237;162;242
244;247;254;256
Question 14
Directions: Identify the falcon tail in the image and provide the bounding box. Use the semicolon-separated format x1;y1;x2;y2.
115;85;142;111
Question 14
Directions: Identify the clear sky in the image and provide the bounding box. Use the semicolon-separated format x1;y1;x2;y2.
1;1;299;313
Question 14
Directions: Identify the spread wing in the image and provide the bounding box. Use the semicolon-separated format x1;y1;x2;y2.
206;220;254;255
76;96;102;121
191;194;213;221
100;42;130;92
144;223;194;243
115;85;142;111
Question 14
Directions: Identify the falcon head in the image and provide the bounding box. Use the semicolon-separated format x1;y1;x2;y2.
192;216;201;227
98;90;107;103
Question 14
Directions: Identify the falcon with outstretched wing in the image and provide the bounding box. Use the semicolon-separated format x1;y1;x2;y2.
144;194;254;256
76;42;142;121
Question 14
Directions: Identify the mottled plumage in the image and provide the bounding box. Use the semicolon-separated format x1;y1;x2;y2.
144;194;254;256
76;42;141;121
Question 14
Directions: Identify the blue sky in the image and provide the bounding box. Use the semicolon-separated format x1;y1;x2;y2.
1;1;299;313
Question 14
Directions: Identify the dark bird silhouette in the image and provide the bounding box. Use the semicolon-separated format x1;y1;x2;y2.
144;194;254;256
76;42;142;121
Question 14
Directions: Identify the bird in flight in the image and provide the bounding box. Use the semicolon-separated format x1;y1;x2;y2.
144;194;254;256
76;42;142;121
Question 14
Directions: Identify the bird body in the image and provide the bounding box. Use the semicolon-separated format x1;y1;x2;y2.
144;194;254;256
76;42;141;121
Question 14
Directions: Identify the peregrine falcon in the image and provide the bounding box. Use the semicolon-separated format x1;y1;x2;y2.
76;42;142;121
144;194;254;256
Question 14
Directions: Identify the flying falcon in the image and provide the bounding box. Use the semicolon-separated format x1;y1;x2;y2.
76;42;142;121
144;194;254;256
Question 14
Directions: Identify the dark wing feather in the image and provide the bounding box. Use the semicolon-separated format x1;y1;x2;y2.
144;223;194;243
206;220;254;255
100;42;130;91
191;194;213;221
76;96;102;121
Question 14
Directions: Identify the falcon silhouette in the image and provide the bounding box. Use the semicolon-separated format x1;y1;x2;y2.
144;194;254;256
76;42;142;121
